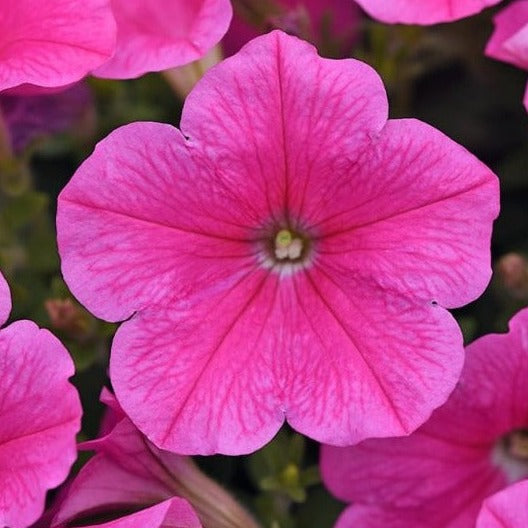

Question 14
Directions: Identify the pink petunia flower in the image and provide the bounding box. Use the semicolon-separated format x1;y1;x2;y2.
0;271;82;528
486;0;528;111
93;0;233;80
222;0;360;57
57;31;499;455
49;390;258;528
354;0;502;25
0;0;116;92
477;480;528;528
320;308;528;528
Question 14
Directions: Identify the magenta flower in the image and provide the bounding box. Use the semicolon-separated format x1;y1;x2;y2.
486;0;528;111
93;0;233;79
57;31;498;455
50;390;257;528
477;480;528;528
222;0;360;57
354;0;502;25
320;308;528;528
0;271;81;528
0;0;116;92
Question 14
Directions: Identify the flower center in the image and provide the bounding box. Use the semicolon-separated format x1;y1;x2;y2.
274;229;304;261
493;428;528;482
502;429;528;461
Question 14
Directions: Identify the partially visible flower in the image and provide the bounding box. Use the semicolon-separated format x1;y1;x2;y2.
0;0;115;92
0;82;94;155
50;390;259;528
57;31;498;456
495;252;528;299
486;0;528;111
0;271;81;528
93;0;233;80
223;0;360;57
477;480;528;528
354;0;502;25
321;308;528;528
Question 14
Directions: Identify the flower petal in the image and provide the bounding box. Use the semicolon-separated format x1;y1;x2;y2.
486;1;528;70
0;0;116;91
0;321;81;528
93;0;232;79
181;30;388;223
57;122;258;323
477;480;528;528
111;270;285;455
354;0;501;25
316;119;499;309
0;272;11;327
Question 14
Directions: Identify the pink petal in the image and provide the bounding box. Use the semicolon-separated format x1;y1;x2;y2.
0;321;81;528
316;119;499;309
93;0;232;79
111;281;285;455
354;0;502;25
53;418;175;526
321;308;528;528
0;272;11;327
57;122;259;323
486;1;528;70
0;0;116;92
477;480;528;528
181;31;388;198
63;498;201;528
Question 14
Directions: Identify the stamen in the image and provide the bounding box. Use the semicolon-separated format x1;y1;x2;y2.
274;229;304;261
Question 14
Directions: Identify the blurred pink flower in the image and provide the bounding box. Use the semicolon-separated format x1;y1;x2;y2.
0;0;232;91
477;480;528;528
222;0;360;57
486;0;528;111
57;31;498;455
354;0;502;25
321;308;528;528
0;272;81;528
94;0;232;80
0;0;116;92
49;390;257;528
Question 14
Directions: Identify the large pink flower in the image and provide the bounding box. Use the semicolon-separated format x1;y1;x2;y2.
486;0;528;111
354;0;502;25
57;31;499;455
50;390;256;528
93;0;233;79
0;0;116;92
0;271;82;528
477;480;528;528
222;0;360;57
320;308;528;528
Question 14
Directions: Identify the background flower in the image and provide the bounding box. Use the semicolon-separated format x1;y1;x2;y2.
0;271;81;528
486;0;528;111
320;308;528;528
353;0;502;25
0;0;115;92
93;0;233;79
